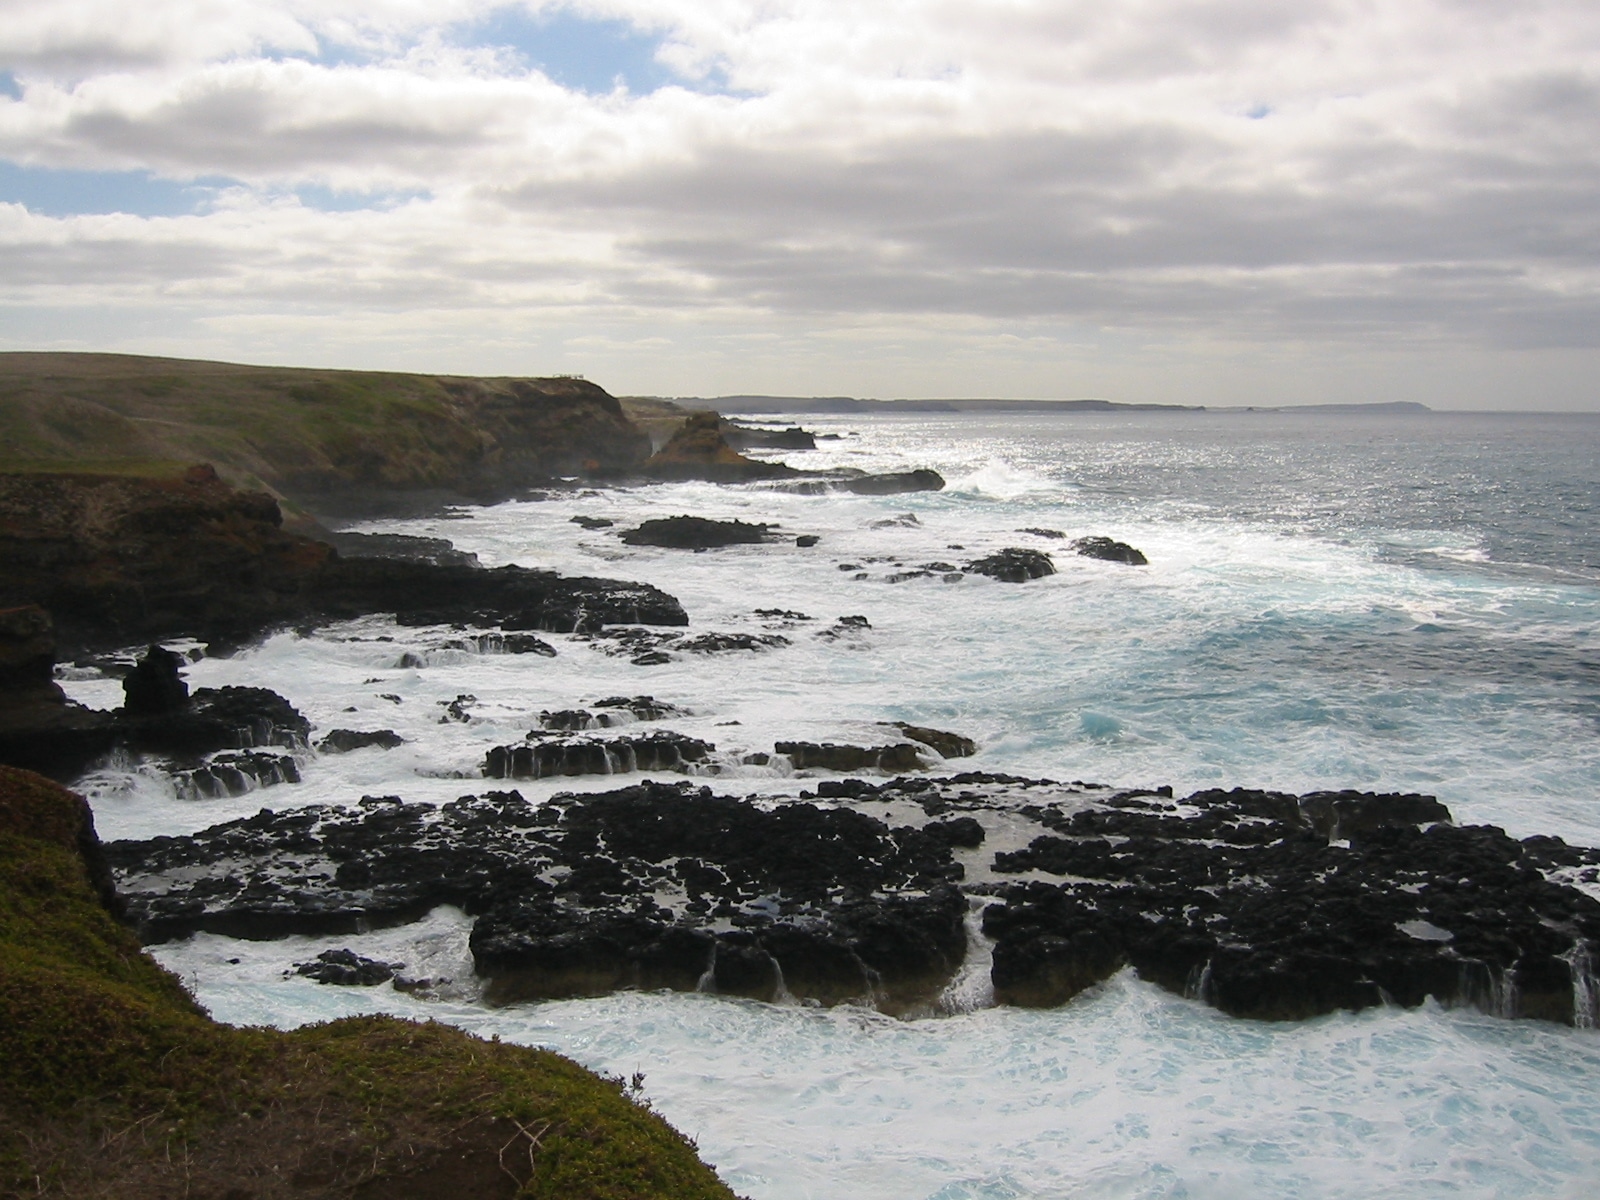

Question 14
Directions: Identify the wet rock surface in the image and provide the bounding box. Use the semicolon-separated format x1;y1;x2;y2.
317;729;405;753
484;733;714;780
1072;536;1148;566
843;469;946;495
104;776;1600;1025
618;516;778;549
888;723;978;759
1;630;309;782
965;548;1057;582
293;947;403;986
108;783;969;1013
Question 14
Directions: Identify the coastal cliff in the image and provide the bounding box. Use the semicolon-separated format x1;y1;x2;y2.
0;464;686;656
0;765;740;1200
0;353;652;514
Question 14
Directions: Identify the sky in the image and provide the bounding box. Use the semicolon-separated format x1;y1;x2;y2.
1;1;1597;409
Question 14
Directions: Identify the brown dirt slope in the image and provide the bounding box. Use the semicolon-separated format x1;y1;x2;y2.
0;765;742;1200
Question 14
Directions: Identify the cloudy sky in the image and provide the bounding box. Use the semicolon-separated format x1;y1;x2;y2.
1;0;1597;407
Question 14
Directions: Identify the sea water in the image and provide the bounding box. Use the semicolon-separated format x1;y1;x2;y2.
70;409;1600;1198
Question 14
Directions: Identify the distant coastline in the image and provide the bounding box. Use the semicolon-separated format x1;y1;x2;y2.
652;394;1432;416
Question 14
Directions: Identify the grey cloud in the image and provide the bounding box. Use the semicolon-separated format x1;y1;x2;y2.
487;117;1600;347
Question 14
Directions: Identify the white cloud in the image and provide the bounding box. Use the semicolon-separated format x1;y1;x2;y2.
0;0;1598;405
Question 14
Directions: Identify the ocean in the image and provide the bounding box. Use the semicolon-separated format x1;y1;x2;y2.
67;408;1600;1198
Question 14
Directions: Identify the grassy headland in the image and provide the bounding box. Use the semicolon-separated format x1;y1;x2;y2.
0;765;741;1199
0;353;653;514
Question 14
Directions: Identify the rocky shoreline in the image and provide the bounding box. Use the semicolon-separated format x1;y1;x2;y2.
3;373;1598;1039
105;773;1600;1026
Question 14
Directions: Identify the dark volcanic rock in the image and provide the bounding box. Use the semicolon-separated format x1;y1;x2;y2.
102;775;1600;1025
981;786;1600;1024
775;741;926;773
120;644;190;716
673;632;790;654
965;548;1056;582
318;729;405;753
721;422;817;452
0;604;115;778
484;733;714;780
618;516;776;549
889;723;978;759
0;628;307;781
569;515;615;530
108;783;969;1013
172;749;299;800
318;558;688;633
121;683;310;757
538;696;686;731
844;470;945;495
294;948;402;986
322;531;478;567
1072;536;1148;566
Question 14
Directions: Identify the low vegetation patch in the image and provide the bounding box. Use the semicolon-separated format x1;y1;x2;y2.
0;766;739;1200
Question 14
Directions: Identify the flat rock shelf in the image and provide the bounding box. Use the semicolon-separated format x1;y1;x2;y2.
107;774;1600;1026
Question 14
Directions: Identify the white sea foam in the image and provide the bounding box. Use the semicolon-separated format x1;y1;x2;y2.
85;410;1600;1196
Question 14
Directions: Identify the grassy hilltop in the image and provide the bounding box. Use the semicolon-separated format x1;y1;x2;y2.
0;765;740;1199
0;353;654;512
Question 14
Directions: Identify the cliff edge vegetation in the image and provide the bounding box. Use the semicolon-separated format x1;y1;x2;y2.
0;765;741;1200
0;353;652;514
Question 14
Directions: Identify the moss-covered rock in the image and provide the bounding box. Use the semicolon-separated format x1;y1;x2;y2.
0;765;741;1199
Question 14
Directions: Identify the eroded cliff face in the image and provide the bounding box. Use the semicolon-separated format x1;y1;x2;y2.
0;464;687;655
0;465;331;650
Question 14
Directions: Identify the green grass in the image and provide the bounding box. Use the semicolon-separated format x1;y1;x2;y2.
0;766;741;1199
0;352;643;505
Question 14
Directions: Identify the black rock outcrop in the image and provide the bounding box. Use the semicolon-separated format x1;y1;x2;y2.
844;470;946;495
108;784;969;1013
318;729;405;753
103;776;1600;1027
1072;536;1148;566
965;548;1056;582
484;733;714;781
618;516;776;549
